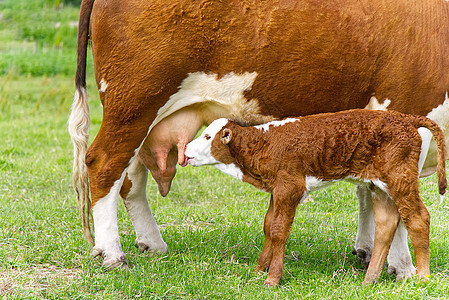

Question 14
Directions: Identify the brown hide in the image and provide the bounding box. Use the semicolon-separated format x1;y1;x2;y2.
212;110;446;194
90;0;449;118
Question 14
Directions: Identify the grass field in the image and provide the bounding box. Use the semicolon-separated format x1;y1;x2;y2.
1;0;449;299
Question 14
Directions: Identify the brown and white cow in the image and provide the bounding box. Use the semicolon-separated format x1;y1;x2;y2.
69;0;449;275
184;110;447;285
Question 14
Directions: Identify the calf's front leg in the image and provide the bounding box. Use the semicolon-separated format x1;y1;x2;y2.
255;195;274;273
264;186;303;286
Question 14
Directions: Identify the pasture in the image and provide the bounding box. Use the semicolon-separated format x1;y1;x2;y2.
1;0;449;298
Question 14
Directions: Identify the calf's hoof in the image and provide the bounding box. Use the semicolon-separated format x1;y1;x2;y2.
134;239;168;254
254;265;269;273
263;278;279;287
362;272;379;285
352;248;371;268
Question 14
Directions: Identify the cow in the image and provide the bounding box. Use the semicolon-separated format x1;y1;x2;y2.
69;0;449;277
183;110;447;285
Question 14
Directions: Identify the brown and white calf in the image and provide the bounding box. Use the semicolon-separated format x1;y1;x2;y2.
184;109;447;285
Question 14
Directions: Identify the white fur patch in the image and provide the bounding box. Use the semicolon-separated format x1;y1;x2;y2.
364;97;391;111
92;171;126;261
145;72;274;137
417;92;449;176
99;78;108;93
214;163;244;180
372;179;389;194
255;118;300;132
124;159;168;253
305;176;334;191
184;118;230;166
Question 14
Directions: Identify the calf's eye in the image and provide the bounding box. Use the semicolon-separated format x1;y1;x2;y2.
204;134;211;140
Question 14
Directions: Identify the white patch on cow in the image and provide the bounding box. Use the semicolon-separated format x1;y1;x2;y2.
421;92;449;175
184;118;229;166
364;96;391;111
92;171;126;263
214;163;244;180
255;118;300;132
417;127;432;174
145;71;274;136
123;158;168;253
99;78;109;93
386;221;416;279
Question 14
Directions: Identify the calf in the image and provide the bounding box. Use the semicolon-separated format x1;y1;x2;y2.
183;109;447;285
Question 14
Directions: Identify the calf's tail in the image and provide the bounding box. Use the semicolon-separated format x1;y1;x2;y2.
67;0;96;246
413;116;447;196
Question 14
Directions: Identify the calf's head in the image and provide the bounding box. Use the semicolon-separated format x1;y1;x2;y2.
184;118;235;167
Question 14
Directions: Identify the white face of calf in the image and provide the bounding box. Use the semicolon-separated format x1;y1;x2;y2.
184;118;230;166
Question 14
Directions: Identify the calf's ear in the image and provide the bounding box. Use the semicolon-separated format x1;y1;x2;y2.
221;128;233;144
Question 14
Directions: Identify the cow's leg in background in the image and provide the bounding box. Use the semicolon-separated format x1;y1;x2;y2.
120;157;168;254
355;185;416;279
353;185;375;267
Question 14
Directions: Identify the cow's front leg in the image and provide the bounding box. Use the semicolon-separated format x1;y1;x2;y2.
91;171;128;269
120;157;168;254
353;185;375;267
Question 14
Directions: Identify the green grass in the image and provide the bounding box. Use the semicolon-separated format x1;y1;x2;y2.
1;0;449;298
1;75;449;299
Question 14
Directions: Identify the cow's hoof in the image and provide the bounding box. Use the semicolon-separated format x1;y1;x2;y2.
104;259;129;271
387;263;416;281
92;246;128;270
352;248;371;268
135;239;168;254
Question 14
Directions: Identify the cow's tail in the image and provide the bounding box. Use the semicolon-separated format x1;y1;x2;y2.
68;0;96;247
413;115;447;197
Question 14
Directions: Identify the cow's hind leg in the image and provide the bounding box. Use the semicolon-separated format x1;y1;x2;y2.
87;98;152;268
90;168;128;269
363;189;400;284
256;195;274;273
120;157;168;254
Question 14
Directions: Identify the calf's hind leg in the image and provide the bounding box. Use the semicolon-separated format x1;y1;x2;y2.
393;188;430;279
363;189;400;284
